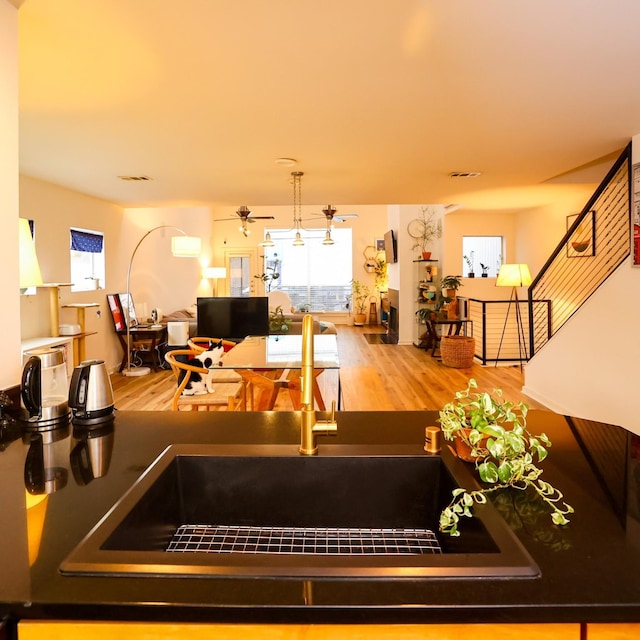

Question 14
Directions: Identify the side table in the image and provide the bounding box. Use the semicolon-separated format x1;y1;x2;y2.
117;326;167;372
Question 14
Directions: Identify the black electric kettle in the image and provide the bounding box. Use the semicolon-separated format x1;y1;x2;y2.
68;359;115;426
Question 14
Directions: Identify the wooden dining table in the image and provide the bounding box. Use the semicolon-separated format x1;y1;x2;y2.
217;334;340;411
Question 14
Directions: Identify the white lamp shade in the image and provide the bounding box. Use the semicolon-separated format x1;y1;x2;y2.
203;267;227;279
496;263;532;288
19;218;43;288
171;235;201;257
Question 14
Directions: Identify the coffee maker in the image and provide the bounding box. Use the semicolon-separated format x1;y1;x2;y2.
21;346;70;428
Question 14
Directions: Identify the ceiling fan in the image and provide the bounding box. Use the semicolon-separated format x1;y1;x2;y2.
309;205;359;223
214;205;275;237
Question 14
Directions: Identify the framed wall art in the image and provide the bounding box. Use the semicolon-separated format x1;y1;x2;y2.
566;210;595;258
632;162;640;266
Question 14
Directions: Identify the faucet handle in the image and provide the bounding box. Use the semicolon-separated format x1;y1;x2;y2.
328;400;336;423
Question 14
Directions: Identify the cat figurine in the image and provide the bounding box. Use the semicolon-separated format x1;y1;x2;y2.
178;340;225;396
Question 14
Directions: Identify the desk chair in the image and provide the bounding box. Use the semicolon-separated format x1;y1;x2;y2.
164;349;245;411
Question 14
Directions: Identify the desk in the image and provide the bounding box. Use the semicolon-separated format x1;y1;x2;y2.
425;318;473;357
117;326;167;372
219;334;340;410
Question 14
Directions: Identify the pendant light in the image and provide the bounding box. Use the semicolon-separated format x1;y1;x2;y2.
291;171;305;247
260;232;275;247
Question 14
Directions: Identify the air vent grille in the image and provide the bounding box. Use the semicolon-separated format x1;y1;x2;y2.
449;171;482;178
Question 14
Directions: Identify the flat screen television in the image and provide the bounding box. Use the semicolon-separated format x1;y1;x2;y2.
197;296;269;341
384;229;397;263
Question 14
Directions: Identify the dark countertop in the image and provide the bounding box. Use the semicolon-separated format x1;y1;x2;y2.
1;409;639;625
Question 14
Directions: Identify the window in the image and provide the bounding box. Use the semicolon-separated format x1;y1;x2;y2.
70;228;105;292
462;236;503;277
261;228;352;312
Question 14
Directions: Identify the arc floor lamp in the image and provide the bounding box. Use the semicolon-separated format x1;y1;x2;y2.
123;226;201;377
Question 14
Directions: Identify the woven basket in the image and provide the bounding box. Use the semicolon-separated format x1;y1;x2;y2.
440;335;475;368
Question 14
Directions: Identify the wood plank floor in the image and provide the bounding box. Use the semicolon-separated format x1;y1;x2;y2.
111;325;546;412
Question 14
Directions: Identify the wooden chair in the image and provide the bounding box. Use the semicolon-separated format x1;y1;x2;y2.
164;348;245;411
186;337;244;387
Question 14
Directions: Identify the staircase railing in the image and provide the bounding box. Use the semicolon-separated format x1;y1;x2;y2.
528;145;631;357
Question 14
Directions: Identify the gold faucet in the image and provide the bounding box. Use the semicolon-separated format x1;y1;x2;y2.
299;314;337;455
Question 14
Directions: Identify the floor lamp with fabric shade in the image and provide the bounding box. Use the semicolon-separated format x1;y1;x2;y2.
123;226;201;377
495;263;532;370
202;267;226;296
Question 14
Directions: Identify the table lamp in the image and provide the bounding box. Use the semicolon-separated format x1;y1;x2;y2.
203;267;227;296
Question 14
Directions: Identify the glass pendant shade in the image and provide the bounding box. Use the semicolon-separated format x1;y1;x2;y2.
322;231;335;245
260;232;275;247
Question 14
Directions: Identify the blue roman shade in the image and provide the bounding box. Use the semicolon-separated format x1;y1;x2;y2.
71;229;104;253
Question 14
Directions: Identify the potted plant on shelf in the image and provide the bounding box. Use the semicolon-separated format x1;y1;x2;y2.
350;279;370;326
409;206;442;260
463;252;475;278
437;378;574;537
440;275;463;298
480;263;490;277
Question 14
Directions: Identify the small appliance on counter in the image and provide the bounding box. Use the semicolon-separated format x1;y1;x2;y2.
68;359;115;427
70;421;115;485
21;346;70;429
23;424;71;495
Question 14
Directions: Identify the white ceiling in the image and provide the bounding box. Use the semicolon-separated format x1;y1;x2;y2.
16;0;640;211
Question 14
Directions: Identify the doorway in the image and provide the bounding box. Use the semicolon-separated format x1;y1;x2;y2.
224;250;259;297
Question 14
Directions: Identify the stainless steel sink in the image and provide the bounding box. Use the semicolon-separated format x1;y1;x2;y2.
60;444;539;579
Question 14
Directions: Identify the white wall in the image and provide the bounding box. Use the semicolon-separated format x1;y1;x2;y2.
395;205;445;345
0;1;21;389
19;176;126;372
121;206;212;317
522;153;640;434
18;180;212;373
523;257;640;432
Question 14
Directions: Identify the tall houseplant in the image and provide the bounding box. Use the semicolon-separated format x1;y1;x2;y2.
438;379;574;537
350;279;370;326
254;258;281;293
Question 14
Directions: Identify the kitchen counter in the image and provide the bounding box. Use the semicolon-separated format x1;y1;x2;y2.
1;409;639;628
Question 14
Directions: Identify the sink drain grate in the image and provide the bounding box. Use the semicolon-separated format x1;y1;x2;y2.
166;525;442;555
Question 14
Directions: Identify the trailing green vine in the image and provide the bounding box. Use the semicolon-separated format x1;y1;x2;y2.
438;379;574;537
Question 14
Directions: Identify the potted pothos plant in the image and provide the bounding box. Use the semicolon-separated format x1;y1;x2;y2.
438;378;574;537
350;279;371;326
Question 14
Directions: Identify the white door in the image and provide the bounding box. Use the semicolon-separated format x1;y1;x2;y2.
224;249;259;297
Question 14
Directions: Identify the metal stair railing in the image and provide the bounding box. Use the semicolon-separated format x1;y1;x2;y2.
528;145;631;357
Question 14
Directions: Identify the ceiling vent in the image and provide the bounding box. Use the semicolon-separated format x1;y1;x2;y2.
118;175;152;181
449;171;482;178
